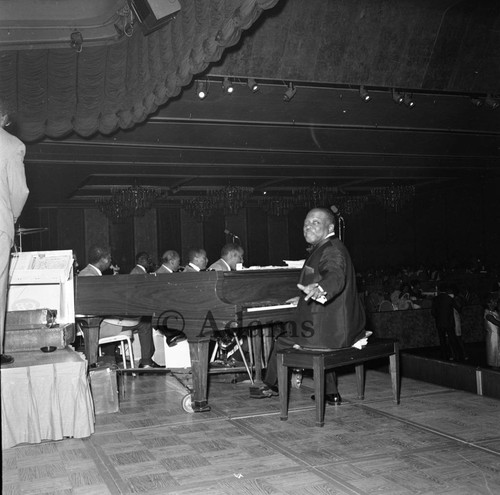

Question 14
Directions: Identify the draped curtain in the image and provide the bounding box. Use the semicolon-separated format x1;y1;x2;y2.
0;0;279;142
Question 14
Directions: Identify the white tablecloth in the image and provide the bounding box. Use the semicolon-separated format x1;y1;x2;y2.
1;347;95;449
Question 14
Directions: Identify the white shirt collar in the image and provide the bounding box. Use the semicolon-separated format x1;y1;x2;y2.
188;262;200;272
162;264;173;273
135;264;147;273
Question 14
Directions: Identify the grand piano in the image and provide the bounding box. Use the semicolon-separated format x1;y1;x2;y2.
75;269;300;412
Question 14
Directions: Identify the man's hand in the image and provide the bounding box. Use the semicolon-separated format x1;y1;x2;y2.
286;296;300;305
297;283;327;302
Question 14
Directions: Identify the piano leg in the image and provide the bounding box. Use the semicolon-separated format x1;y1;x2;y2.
188;338;211;412
77;317;101;366
251;327;263;383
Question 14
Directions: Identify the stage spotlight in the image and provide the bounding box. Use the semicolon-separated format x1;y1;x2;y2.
392;89;404;104
197;80;208;99
222;77;234;94
247;78;259;92
403;93;414;108
283;82;296;102
359;85;370;101
485;94;499;109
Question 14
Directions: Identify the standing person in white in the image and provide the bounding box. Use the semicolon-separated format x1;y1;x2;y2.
0;103;30;365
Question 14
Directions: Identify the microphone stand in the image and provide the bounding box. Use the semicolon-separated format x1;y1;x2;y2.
338;216;345;242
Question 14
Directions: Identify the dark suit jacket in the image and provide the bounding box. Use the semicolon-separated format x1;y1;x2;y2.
431;293;455;329
293;236;365;349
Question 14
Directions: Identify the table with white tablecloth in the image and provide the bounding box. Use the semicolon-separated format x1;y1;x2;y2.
1;347;95;449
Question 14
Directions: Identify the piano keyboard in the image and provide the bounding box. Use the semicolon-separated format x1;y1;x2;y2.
246;302;297;312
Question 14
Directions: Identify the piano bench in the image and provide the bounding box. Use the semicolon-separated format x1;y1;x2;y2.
277;338;400;427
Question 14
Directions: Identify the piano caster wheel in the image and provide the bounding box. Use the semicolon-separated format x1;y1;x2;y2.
182;393;194;413
291;369;303;389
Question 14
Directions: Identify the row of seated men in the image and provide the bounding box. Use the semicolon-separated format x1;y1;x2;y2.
78;243;244;368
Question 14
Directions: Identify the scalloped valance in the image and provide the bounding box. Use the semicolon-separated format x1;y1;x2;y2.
0;0;279;142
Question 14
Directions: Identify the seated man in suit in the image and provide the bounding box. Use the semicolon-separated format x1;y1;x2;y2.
152;249;187;345
182;248;208;272
130;251;154;274
79;245;162;368
252;208;367;404
208;243;244;271
155;250;180;274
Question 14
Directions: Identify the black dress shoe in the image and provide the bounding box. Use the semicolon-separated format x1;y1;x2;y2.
166;333;187;347
249;384;279;399
311;393;342;405
138;360;163;369
1;354;15;365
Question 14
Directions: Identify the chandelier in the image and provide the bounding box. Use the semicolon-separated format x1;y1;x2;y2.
258;195;296;217
182;196;216;222
208;185;253;215
371;184;415;212
96;185;162;222
292;185;338;209
335;194;369;216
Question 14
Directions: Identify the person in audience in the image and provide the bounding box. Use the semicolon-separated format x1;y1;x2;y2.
155;250;181;274
79;245;162;368
451;285;469;361
484;296;500;368
0;101;30;366
431;283;462;361
183;248;208;272
252;207;367;404
208;243;244;271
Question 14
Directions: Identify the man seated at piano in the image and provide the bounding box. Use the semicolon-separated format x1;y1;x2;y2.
78;245;162;368
208;243;244;271
252;207;367;404
182;248;208;272
207;243;247;365
155;250;181;274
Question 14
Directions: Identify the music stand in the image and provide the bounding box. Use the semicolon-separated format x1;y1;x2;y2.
15;227;48;252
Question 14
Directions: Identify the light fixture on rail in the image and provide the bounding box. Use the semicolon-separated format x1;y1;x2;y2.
197;80;208;99
359;85;370;101
222;77;234;94
470;97;483;107
392;88;404;104
485;94;499;109
247;78;259;92
283;82;296;102
403;93;414;108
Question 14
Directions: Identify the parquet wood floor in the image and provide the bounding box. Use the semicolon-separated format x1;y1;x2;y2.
3;367;499;494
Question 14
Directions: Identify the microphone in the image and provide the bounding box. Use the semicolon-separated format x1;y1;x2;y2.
224;229;239;239
330;205;340;216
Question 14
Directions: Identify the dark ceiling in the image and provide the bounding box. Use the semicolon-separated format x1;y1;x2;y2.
2;0;499;212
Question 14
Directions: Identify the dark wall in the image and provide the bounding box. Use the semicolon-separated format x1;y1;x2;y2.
20;179;500;274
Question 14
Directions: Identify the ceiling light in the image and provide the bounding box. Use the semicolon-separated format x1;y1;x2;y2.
359;85;370;101
392;89;404;104
283;82;296;102
222;77;234;94
403;93;414;108
470;97;483;107
197;80;207;99
485;94;499;109
247;78;259;92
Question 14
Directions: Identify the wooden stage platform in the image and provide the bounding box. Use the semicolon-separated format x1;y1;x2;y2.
401;342;500;400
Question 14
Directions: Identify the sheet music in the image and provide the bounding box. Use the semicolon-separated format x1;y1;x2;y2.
29;255;70;271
